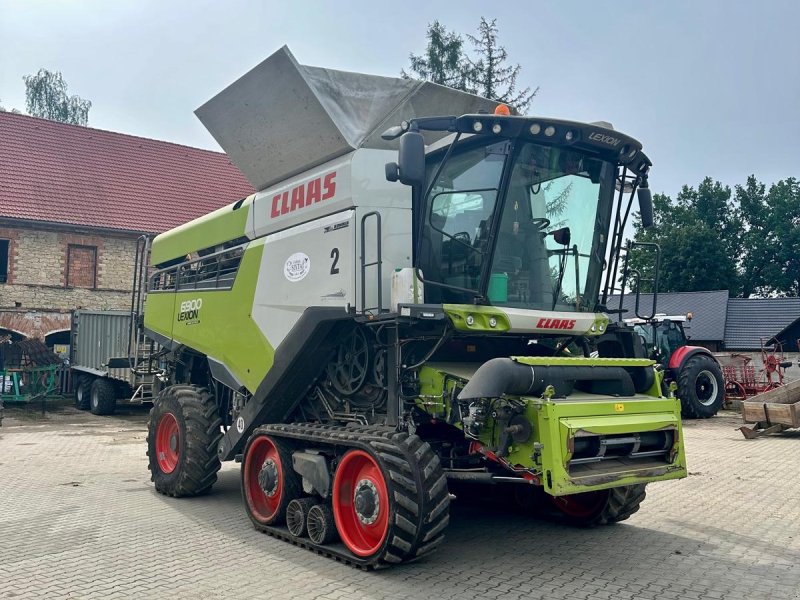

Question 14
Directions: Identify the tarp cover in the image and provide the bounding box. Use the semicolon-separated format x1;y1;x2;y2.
196;46;499;191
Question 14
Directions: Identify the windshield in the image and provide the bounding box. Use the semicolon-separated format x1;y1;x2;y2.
419;139;613;312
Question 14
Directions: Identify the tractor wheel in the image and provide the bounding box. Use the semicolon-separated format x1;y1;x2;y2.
74;375;92;410
551;484;647;526
147;385;223;497
89;378;116;415
242;433;301;526
677;354;725;418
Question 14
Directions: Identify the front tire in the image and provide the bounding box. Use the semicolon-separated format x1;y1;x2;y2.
147;385;223;497
678;354;725;418
89;379;116;415
551;484;647;526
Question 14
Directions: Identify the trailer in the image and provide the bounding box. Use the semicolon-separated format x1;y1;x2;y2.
70;309;162;415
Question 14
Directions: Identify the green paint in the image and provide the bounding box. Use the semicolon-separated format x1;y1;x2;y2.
512;356;655;367
416;361;687;495
443;304;511;332
150;195;253;266
144;239;274;392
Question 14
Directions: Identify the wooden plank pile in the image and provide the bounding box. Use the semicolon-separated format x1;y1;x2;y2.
740;378;800;438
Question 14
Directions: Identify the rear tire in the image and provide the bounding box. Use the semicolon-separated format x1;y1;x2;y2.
74;375;92;410
551;484;647;526
147;385;223;497
678;354;725;418
89;379;116;415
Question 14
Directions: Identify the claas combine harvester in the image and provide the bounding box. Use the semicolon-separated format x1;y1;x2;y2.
142;47;687;567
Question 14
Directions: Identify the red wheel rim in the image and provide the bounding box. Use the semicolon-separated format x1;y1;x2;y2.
244;436;284;524
155;412;180;474
333;450;390;557
552;490;609;519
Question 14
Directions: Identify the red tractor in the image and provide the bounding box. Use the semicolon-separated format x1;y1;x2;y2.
627;314;725;418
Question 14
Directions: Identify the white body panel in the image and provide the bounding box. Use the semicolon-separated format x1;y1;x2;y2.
247;148;413;347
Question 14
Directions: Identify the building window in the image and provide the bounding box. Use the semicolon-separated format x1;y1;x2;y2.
66;245;97;288
0;239;8;283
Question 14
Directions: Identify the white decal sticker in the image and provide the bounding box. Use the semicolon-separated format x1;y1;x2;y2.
284;252;311;282
236;416;245;433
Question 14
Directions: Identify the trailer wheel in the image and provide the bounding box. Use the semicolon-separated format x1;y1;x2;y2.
74;375;92;410
678;354;725;418
242;433;301;525
89;378;116;415
551;484;647;526
146;385;223;497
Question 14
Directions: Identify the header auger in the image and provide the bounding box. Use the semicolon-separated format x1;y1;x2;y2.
142;46;686;567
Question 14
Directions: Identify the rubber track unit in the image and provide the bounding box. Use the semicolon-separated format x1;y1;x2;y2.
249;422;450;570
147;385;223;497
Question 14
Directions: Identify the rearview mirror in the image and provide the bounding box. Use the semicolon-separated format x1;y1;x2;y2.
398;131;425;187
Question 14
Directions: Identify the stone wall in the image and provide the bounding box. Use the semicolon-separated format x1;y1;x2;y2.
0;223;140;340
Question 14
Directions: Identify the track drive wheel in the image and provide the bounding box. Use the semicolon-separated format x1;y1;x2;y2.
551;484;647;526
332;433;450;563
89;378;116;415
678;354;725;418
147;385;223;497
74;375;92;410
242;432;301;526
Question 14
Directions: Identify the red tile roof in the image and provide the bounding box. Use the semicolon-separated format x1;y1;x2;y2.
0;112;254;234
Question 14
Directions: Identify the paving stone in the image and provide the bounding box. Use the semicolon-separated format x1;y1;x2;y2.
0;409;798;599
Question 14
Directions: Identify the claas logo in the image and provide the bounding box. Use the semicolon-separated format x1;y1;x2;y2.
536;317;576;330
271;172;336;218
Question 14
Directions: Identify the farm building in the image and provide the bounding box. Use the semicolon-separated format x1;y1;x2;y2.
0;112;252;346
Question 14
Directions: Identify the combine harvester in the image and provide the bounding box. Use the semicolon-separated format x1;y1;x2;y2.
142;47;687;567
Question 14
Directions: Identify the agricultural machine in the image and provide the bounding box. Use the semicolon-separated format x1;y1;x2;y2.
625;314;725;418
142;47;686;567
719;340;792;402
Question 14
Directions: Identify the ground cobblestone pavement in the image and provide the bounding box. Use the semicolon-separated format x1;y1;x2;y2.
0;406;798;599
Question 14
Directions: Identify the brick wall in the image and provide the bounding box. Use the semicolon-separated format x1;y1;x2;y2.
0;223;141;339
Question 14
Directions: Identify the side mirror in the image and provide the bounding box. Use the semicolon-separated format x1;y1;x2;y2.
637;184;654;228
397;131;425;187
552;226;571;246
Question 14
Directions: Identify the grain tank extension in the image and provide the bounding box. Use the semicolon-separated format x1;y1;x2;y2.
143;46;686;567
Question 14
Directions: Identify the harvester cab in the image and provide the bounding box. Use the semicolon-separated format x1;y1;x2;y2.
626;313;725;418
142;46;687;568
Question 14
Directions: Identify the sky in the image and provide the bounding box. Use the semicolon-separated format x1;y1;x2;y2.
1;0;798;198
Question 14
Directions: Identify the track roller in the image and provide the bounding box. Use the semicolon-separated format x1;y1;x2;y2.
307;503;337;545
286;498;316;538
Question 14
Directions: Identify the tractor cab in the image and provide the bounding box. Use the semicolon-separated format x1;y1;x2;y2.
627;314;692;367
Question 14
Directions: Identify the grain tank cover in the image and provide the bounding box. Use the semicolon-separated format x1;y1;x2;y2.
195;45;500;191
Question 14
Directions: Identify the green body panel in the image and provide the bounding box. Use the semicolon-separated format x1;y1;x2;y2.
443;305;511;332
144;239;273;392
528;396;685;495
417;358;686;495
150;195;253;266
